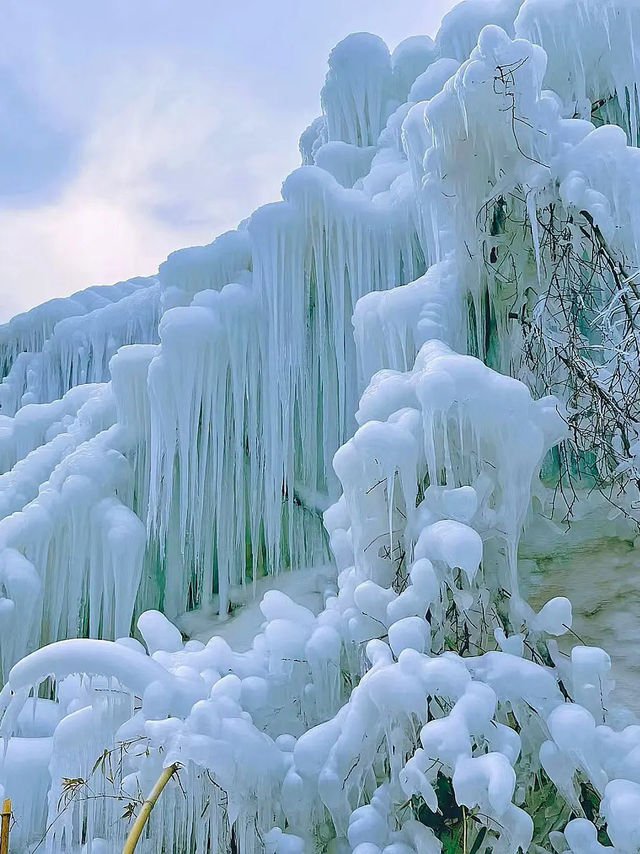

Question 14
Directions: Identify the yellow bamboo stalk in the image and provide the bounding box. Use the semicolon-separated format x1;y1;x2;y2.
0;798;10;854
122;763;179;854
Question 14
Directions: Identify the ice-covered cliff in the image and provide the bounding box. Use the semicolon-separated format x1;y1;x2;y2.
2;0;640;851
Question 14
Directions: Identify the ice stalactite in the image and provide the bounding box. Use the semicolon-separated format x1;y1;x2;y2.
0;386;115;546
390;36;439;103
257;165;424;504
0;278;149;378
0;277;159;415
0;346;157;677
312;142;377;189
147;281;271;618
158;230;252;308
31;283;160;407
515;0;640;143
435;0;524;62
352;259;463;386
321;33;397;148
0;383;106;475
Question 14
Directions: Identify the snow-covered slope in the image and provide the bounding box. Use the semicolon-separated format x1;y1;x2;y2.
2;0;640;851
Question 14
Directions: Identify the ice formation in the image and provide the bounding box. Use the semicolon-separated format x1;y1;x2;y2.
2;0;640;851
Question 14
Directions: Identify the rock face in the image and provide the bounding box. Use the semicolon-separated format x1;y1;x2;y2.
2;1;640;851
526;532;640;712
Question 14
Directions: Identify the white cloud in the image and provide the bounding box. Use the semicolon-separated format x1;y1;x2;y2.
0;63;305;319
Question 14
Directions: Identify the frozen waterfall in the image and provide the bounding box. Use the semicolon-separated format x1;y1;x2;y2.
2;0;640;851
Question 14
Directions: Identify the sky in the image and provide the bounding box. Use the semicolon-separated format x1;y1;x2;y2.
0;0;454;321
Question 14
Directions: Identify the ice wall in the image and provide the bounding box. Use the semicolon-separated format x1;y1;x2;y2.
0;28;430;669
0;0;637;690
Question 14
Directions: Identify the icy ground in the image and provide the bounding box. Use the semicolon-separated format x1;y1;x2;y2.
177;566;329;651
3;0;640;851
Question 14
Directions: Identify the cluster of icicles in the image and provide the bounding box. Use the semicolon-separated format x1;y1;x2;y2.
3;0;640;850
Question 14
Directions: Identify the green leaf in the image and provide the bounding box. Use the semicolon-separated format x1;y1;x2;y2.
469;825;488;854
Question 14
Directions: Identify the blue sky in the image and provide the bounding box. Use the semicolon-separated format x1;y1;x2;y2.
1;0;454;319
